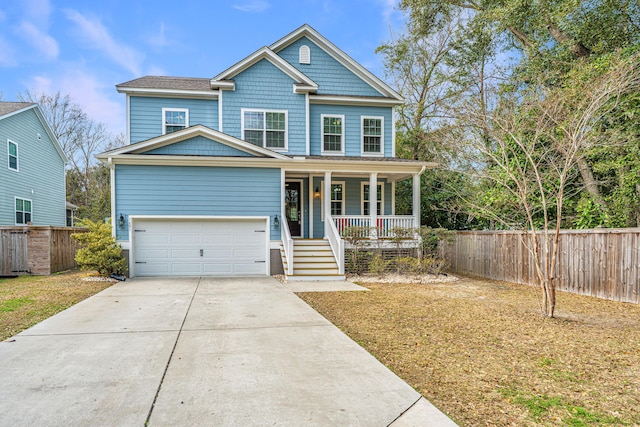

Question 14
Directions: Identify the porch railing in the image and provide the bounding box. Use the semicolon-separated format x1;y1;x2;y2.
281;217;294;276
333;215;416;239
325;214;345;275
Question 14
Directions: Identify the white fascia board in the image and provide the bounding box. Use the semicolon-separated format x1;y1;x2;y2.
96;125;291;160
309;95;403;107
212;47;317;90
210;81;235;91
104;153;436;175
269;25;403;101
116;86;219;99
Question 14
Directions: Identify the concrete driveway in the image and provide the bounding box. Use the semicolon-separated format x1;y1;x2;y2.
0;276;456;426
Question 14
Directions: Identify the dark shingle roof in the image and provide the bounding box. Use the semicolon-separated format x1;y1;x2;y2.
117;76;212;91
304;155;428;163
0;102;35;117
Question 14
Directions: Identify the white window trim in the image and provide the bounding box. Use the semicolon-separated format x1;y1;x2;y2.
7;139;18;172
15;196;32;225
320;114;345;155
361;182;384;216
241;108;289;152
162;108;189;135
361;116;384;157
320;180;345;220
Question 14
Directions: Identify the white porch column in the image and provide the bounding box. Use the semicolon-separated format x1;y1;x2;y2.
413;173;420;230
369;172;378;239
324;171;332;227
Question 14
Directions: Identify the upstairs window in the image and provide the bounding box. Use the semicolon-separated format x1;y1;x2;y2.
362;117;383;155
362;183;383;216
321;115;345;154
242;109;287;150
8;140;18;171
162;108;189;134
15;198;32;225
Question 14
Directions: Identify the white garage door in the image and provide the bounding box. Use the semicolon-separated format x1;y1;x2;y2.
132;218;268;277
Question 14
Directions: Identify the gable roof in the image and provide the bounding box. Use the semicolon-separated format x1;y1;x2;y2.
210;47;318;93
97;124;290;160
0;102;67;164
269;24;403;101
0;102;36;118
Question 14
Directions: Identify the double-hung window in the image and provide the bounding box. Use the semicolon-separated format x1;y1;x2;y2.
362;117;383;155
242;109;287;150
321;182;345;220
8;140;18;171
321;115;344;154
362;183;383;216
162;108;188;134
15;198;32;225
331;183;345;215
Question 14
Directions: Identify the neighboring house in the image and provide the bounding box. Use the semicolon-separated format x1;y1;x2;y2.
0;102;67;226
98;24;436;279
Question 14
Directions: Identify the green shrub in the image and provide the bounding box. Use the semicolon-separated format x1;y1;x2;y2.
368;253;390;277
72;219;127;276
395;256;420;274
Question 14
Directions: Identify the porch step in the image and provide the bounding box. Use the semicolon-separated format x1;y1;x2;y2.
280;239;340;278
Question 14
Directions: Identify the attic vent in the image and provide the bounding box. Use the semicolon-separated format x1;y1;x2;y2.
299;45;310;64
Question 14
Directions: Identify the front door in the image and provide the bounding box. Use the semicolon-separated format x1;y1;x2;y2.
285;181;302;237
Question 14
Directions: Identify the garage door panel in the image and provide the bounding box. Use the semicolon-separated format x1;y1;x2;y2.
140;249;170;259
133;218;267;277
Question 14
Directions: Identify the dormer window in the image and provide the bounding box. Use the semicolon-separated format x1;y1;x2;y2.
162;108;189;134
299;45;310;64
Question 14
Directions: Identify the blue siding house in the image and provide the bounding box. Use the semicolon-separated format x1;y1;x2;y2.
98;25;435;279
0;102;67;226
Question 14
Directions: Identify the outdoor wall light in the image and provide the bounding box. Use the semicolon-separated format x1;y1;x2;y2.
118;214;125;228
274;215;280;227
314;187;320;199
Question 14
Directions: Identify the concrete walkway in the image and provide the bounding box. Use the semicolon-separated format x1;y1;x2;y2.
0;276;456;426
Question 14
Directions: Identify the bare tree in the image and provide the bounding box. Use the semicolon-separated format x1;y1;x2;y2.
19;90;121;221
459;52;640;317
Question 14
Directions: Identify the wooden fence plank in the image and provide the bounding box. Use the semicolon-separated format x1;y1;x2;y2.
444;228;640;304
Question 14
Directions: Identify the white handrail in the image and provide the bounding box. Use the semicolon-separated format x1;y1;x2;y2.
333;215;416;238
325;214;345;275
282;217;294;276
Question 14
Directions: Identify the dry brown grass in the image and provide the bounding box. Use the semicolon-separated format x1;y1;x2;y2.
298;277;640;427
0;271;114;341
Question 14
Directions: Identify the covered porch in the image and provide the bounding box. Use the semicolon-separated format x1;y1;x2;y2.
279;157;434;279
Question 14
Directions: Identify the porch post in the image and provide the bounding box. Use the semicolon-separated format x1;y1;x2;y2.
413;173;420;230
324;171;332;229
369;172;378;240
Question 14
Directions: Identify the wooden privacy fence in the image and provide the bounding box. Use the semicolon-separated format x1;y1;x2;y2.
0;226;86;276
440;228;640;304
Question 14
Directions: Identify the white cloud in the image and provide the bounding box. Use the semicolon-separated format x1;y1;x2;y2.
25;68;126;136
233;0;270;13
146;22;170;49
64;9;144;76
18;21;59;60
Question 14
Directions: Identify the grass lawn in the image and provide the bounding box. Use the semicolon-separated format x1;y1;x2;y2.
0;271;114;341
298;277;640;427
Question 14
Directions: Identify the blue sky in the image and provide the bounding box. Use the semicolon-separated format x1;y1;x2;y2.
0;0;405;137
